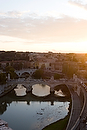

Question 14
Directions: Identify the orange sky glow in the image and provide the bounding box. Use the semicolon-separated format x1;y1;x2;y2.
0;0;87;53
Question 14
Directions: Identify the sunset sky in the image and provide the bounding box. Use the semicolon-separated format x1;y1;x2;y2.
0;0;87;53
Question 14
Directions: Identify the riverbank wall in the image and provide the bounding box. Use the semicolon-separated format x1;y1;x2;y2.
0;83;16;97
0;84;14;130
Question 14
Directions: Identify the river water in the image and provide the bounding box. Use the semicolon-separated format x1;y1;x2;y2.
0;84;70;130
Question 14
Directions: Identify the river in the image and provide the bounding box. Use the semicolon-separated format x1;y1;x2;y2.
0;84;70;130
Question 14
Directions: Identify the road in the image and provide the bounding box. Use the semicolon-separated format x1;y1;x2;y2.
66;85;82;130
76;86;87;130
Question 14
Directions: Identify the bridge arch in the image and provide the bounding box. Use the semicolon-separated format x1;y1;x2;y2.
20;72;30;78
15;69;37;77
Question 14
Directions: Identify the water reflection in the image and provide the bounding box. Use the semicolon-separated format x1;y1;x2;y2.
14;84;26;96
55;90;65;97
32;84;50;97
0;102;7;115
0;84;70;130
0;100;70;130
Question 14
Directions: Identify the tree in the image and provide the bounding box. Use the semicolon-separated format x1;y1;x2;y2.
62;63;77;78
0;73;6;84
54;73;61;79
5;66;15;73
0;63;1;69
32;69;44;79
6;62;9;67
5;66;18;79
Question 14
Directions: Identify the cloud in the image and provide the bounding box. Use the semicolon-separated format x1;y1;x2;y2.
0;40;15;43
0;11;31;18
7;11;23;17
0;11;87;44
68;0;87;10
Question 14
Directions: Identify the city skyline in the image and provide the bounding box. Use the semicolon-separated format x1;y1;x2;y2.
0;0;87;53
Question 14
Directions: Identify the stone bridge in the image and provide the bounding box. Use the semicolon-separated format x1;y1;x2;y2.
7;77;77;94
15;69;37;77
